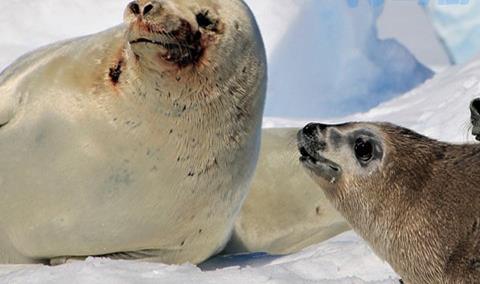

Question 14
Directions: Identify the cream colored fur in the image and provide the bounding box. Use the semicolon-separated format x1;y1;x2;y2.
0;0;266;265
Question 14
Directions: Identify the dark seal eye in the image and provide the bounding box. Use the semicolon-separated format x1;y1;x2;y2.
354;138;373;163
196;10;218;31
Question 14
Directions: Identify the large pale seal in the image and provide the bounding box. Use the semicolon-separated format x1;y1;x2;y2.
298;122;480;283
227;128;349;255
0;0;266;265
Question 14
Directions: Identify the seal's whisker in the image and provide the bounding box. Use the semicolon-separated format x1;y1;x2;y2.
172;31;194;64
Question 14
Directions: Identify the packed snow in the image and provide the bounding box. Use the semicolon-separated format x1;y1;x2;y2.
1;0;479;283
0;232;399;284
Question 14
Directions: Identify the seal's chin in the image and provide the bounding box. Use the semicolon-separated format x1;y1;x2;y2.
129;22;204;67
299;147;342;184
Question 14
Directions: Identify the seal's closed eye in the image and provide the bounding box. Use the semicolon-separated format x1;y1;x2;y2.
196;10;219;32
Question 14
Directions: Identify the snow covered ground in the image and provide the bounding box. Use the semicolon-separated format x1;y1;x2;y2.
0;232;398;284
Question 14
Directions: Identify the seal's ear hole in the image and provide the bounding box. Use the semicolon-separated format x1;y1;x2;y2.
354;138;373;164
196;10;219;31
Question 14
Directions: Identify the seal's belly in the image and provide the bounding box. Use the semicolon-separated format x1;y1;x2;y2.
0;108;249;263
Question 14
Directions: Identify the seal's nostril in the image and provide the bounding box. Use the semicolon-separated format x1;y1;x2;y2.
129;2;140;15
143;4;154;16
300;147;310;157
303;123;319;138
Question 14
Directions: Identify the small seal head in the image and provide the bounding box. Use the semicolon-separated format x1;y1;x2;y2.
297;122;384;194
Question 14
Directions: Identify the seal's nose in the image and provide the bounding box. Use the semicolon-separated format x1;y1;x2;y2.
298;123;328;160
127;1;162;17
298;123;327;150
302;123;327;138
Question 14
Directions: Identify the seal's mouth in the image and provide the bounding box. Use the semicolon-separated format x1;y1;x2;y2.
297;128;342;185
129;21;204;67
299;146;341;174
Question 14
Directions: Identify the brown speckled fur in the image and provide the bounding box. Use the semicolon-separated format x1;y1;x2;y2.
300;122;480;284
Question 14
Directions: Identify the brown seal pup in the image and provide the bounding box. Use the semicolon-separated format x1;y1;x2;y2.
0;0;266;265
297;122;480;283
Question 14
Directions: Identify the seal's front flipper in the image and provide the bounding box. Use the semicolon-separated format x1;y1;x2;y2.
49;251;165;265
101;249;178;262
